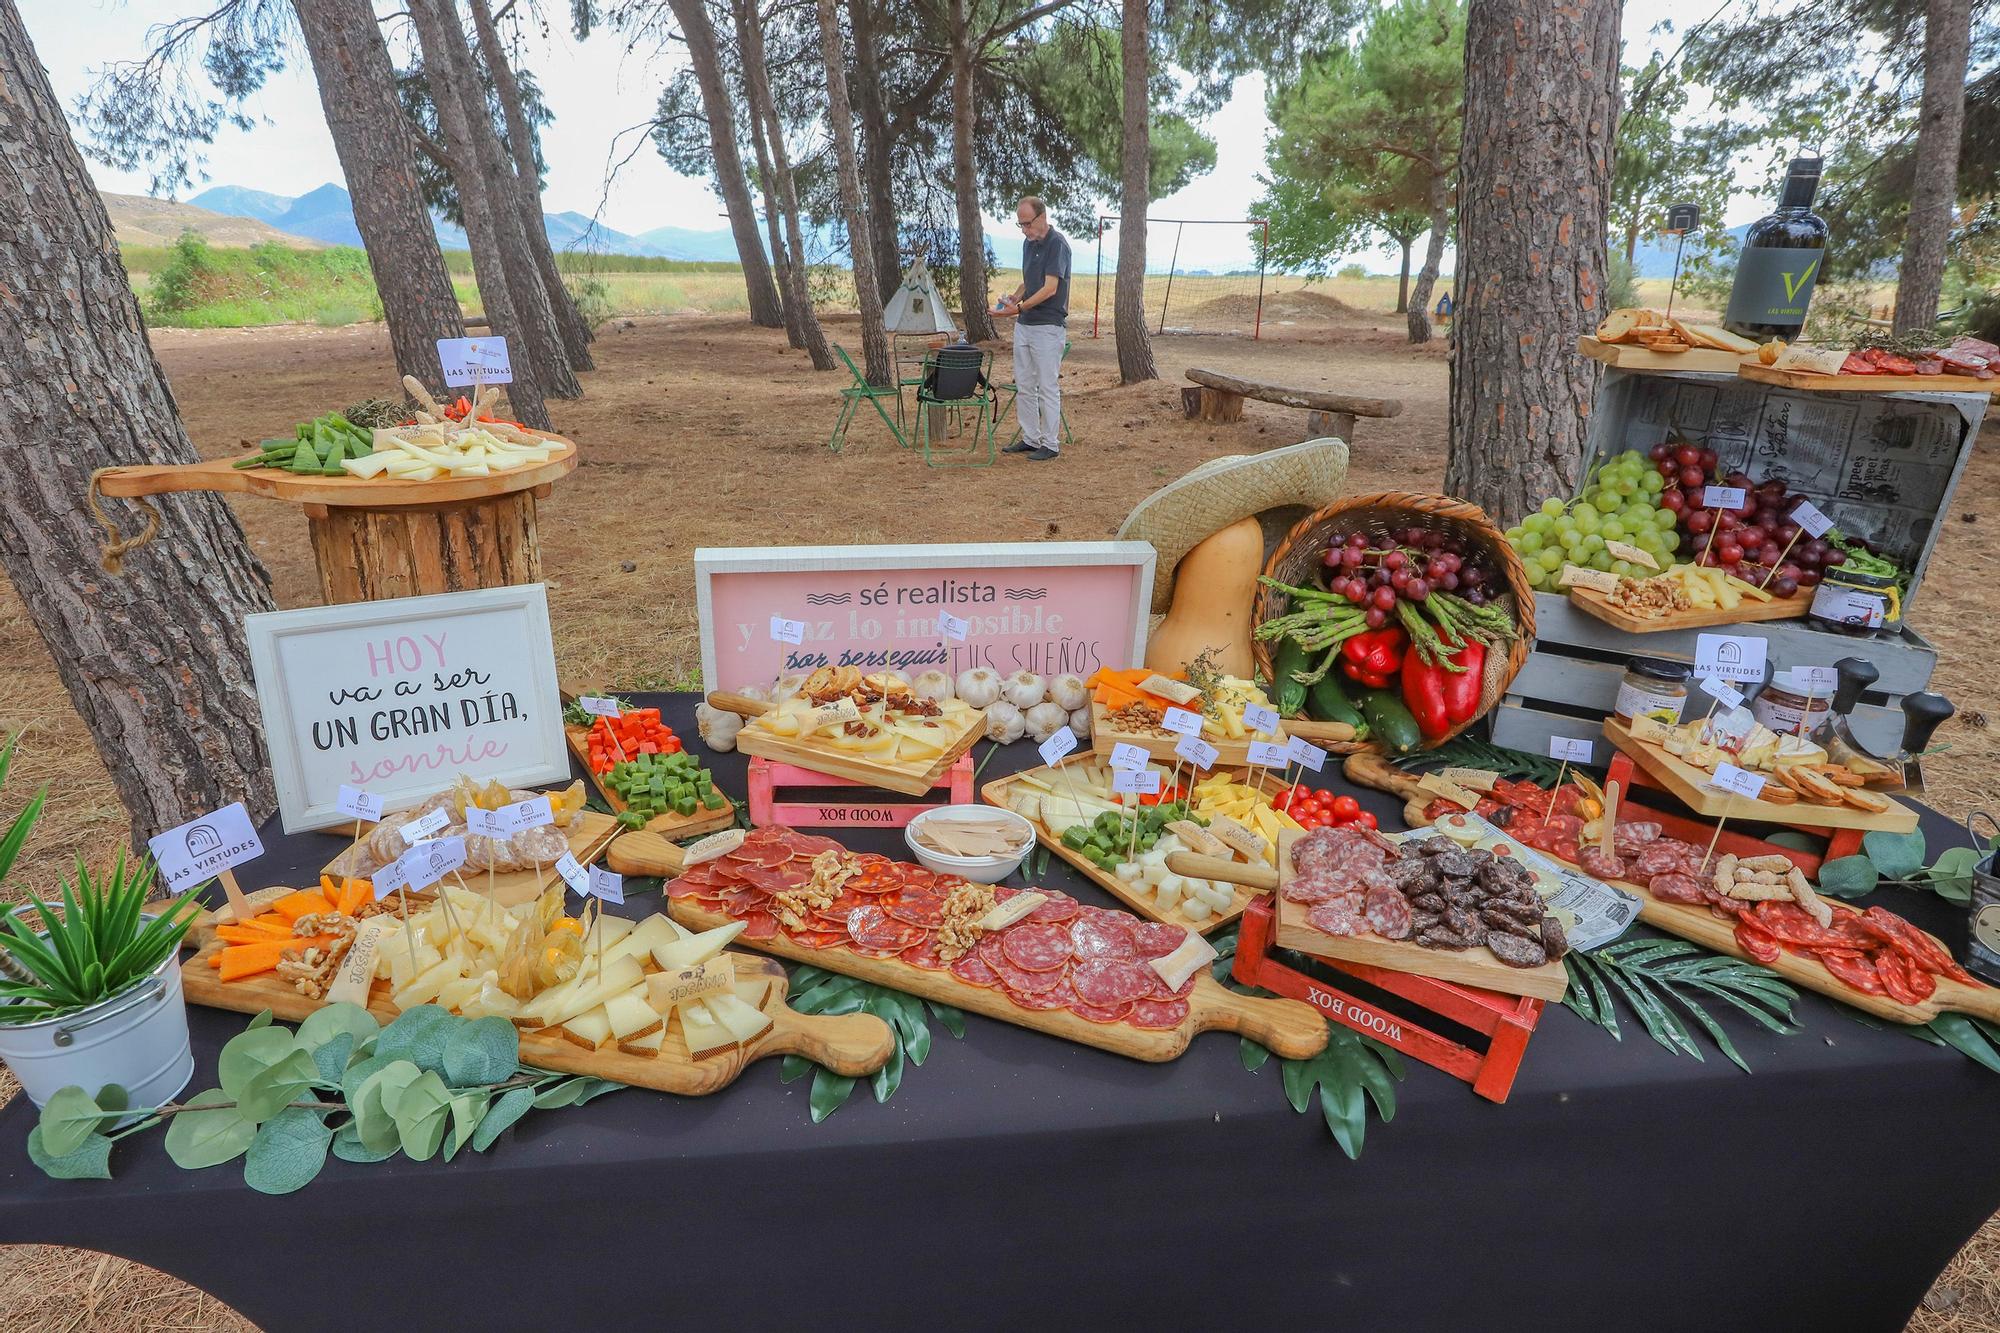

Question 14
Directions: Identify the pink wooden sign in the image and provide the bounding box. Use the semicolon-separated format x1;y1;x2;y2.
696;543;1155;691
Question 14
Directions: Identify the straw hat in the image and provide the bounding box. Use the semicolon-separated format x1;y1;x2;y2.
1119;438;1350;613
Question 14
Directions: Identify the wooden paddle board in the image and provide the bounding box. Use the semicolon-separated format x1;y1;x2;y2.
1340;751;2000;1025
1603;717;1919;833
1578;336;1750;375
711;691;983;798
321;808;623;910
563;723;738;839
179;887;893;1095
1738;363;1997;395
605;829;1329;1062
95;434;577;509
1089;701;1292;769
1568;583;1809;634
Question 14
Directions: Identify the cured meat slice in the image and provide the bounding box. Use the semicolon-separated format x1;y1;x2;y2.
1646;873;1707;905
1577;845;1626;882
1282;871;1352;905
1010;985;1071;1011
1634;843;1692;877
1024;892;1080;925
1067;998;1134;1024
1131;922;1189;961
900;937;947;970
665;875;712;900
845;873;901;895
1071;958;1156;1007
1363;886;1413;939
992;956;1066;994
1539;915;1569;960
846;904;921;952
721;888;772;916
739;865;807;893
1145;967;1198;1001
1001;923;1073;972
1070;912;1138;961
883;897;944;927
1486;931;1548;968
1864;907;1975;983
1875;948;1936;1006
787;834;843;856
726;844;795;868
1819;949;1885;995
1611;820;1663;854
949;953;1000;986
1128;998;1190;1030
738;909;777;941
1307;901;1368;937
788;929;846;950
1733;920;1782;965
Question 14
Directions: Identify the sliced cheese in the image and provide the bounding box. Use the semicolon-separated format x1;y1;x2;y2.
602;914;680;967
1147;932;1217;992
678;1000;738;1057
651;921;745;971
521;955;645;1029
560;1005;613;1050
974;892;1045;932
707;992;773;1044
617;1027;666;1057
1139;674;1202;705
1167;820;1231;860
604;987;664;1041
392;955;467;1010
732;976;773;1009
434;973;485;1013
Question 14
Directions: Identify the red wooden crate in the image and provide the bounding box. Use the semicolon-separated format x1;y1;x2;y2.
747;754;974;831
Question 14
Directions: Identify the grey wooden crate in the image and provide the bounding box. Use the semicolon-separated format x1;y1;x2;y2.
1488;694;1910;762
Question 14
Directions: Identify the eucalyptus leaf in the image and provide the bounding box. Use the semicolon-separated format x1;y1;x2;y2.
472;1087;535;1151
1862;829;1927;880
340;1054;394;1103
441;1016;520;1088
243;1107;333;1195
92;1084;129;1126
38;1086;107;1158
377;1005;458;1075
1815;856;1881;899
163;1089;256;1169
441;1091;490;1162
352;1061;421;1154
26;1126;112;1180
1928;847;1981;905
217;1026;301;1103
569;1077;624;1107
531;1076;594;1110
331;1122;398;1164
311;1033;356;1086
246;1009;274;1031
236;1047;321;1122
296;1003;379;1055
390;1070;453;1161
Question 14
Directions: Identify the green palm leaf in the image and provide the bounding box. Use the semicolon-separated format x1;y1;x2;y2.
782;968;962;1123
1564;936;1800;1073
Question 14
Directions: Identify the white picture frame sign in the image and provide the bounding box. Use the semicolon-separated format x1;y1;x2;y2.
246;585;570;832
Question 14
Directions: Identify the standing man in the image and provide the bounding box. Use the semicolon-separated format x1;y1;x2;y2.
997;196;1069;462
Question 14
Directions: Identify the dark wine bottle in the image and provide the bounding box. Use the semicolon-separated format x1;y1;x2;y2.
1723;155;1828;340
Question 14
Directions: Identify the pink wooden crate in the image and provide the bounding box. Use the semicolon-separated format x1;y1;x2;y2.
746;754;975;831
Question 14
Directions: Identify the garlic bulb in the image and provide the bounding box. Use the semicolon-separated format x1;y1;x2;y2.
695;702;742;752
1050;673;1089;711
911;669;955;703
984;700;1025;742
1068;706;1093;740
1024;700;1069;743
734;683;771;703
1002;669;1046;710
956;667;1002;709
770;674;807;703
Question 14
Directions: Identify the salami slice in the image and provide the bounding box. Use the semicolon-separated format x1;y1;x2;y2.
1733;920;1782;965
883;897;945;927
738;909;777;941
846;873;901;895
1071;958;1155;1007
1646;873;1707;905
900;937;948;970
1128;998;1190;1030
1363;886;1413;939
991;955;1066;994
1282;871;1353;905
1010;985;1071;1011
950;953;1000;986
1001;923;1072;972
788;929;846;950
1067;998;1134;1024
1634;844;1691;877
1024;892;1081;925
846;904;921;952
1577;845;1626;882
1131;922;1188;960
1307;901;1368;937
1145;967;1198;1000
1069;912;1138;961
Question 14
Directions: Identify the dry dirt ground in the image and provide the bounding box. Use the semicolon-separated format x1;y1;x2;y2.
3;304;1999;1330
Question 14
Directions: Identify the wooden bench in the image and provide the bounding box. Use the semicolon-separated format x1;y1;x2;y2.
1180;367;1403;442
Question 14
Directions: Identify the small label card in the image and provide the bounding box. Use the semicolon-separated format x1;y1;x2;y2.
1243;702;1281;735
1791;500;1834;538
1139;675;1202;706
1160;706;1204;737
655;957;734;1008
498;796;554;834
1702;485;1748;510
1694;632;1768;683
1108;742;1150;771
1111;768;1162;795
770;616;806;645
1709;762;1767;800
464;806;508;840
1247;740;1292;768
1441;767;1500;792
400;807;450;844
1548;736;1594;764
1038;728;1079;766
682;829;745;865
578;695;623;718
1698;674;1746;709
335;785;384;824
1286;737;1327;772
149;802;264;897
1173;735;1219;770
553;851;589;894
436;335;512;386
1209;815;1268;862
1796;664;1838;693
1604;540;1659;571
1560;564;1619;593
397;835;467;891
587;865;624;905
810;697;862;728
328;919;394;1005
936;610;969;642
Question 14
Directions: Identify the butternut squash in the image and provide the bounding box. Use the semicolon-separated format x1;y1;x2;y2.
1142;516;1263;679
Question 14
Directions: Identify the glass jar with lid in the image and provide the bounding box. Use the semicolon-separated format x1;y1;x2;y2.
1614;658;1690;725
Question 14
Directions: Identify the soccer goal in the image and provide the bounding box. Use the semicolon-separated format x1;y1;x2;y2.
1088;216;1270;339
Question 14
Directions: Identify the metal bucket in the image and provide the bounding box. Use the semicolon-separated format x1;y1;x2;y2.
0;947;193;1111
1967;813;2000;985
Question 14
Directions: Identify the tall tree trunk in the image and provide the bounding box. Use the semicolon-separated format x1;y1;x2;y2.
1896;0;1973;334
743;0;833;369
951;0;996;342
409;0;552;429
1625;219;1640;264
421;0;580;401
467;0;595;371
734;0;803;349
1396;234;1412;312
816;0;892;384
1407;176;1451;344
847;0;902;305
294;0;463;388
1447;0;1618;524
666;0;785;329
1114;0;1157;383
0;0;278;839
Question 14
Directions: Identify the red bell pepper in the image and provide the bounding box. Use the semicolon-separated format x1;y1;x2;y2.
1401;656;1451;741
1442;641;1485;725
1340;661;1394;689
1340;626;1406;677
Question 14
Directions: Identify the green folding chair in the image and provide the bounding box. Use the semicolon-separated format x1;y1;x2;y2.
991;338;1075;448
828;343;909;453
915;345;996;468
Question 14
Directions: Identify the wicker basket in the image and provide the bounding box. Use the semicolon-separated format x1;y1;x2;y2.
1253;492;1537;750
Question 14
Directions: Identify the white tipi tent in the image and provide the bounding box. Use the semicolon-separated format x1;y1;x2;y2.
882;256;958;336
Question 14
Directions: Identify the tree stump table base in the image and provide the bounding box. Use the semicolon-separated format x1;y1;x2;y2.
304;486;546;604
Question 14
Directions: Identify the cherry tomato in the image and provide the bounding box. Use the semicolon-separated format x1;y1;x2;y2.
1353;811;1377;830
1332;795;1360;819
1273;790;1294;812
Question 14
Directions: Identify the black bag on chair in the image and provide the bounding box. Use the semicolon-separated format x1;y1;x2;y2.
923;341;986;401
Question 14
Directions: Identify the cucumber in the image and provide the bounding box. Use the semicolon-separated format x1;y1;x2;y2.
1305;670;1366;731
1271;637;1311;717
1355;689;1422;754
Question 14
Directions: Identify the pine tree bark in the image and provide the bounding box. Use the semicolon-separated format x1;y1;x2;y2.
1895;0;1973;334
817;0;892;384
666;0;785;329
1114;0;1157;383
419;0;580;401
294;0;463;388
0;0;278;839
1407;174;1451;344
951;0;996;343
734;0;803;349
467;0;595;370
409;0;552;429
1446;0;1618;524
743;0;834;369
1396;234;1412;312
847;0;903;305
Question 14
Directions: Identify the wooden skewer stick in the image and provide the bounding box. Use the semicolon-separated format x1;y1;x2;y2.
216;868;254;926
398;886;418;973
1699;817;1728;876
1542;760;1570;831
1600;779;1620;856
1757;528;1805;590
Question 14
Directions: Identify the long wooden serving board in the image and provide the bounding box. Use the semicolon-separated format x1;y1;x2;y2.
562;723;738;839
179;888;894;1095
321;808;622;910
1738;363;1998;395
95;434;578;510
1089;701;1293;770
1568;583;1809;634
981;765;1274;936
1341;751;2000;1025
1603;717;1919;834
605;829;1329;1063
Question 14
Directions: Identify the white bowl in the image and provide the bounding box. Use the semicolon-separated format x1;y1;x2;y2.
904;805;1035;884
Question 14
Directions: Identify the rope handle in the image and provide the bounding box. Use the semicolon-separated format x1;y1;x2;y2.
86;467;161;575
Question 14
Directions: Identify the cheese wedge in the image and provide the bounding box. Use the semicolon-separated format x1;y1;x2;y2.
652;921;746;971
560;1005;613;1050
616;1027;666;1057
392;955;467;1010
974;892;1045;932
1147;932;1217;993
602;914;681;967
604;988;664;1042
515;955;644;1029
679;1000;738;1057
707;992;773;1045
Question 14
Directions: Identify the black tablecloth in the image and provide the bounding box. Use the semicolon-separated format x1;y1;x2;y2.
3;694;1996;1332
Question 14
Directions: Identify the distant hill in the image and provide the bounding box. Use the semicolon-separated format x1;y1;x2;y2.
1629;224;1750;279
634;223;747;262
102;192;324;249
188;185;294;225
